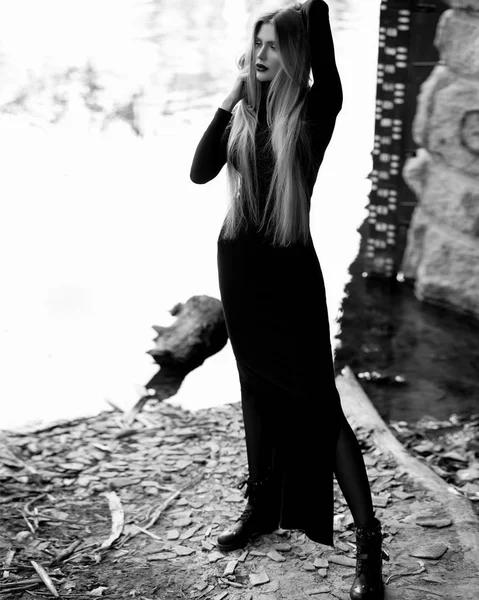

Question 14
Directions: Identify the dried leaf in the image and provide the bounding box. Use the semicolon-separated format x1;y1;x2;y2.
392;490;415;500
415;516;452;528
386;560;426;584
172;545;195;556
50;539;82;565
328;555;356;567
456;465;479;483
273;542;291;552
305;584;330;594
100;491;124;549
30;560;59;597
89;586;108;596
201;540;215;551
266;548;286;563
208;550;225;563
223;559;238;576
249;571;270;586
3;549;15;577
147;552;176;561
313;557;329;569
167;529;180;540
372;494;390;508
409;543;448;559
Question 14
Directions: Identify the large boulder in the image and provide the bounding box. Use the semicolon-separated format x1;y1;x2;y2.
401;206;429;280
411;65;457;148
414;158;479;236
415;223;479;318
425;78;479;176
436;9;479;77
442;0;479;10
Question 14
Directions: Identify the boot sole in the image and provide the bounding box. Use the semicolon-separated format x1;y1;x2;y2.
216;527;278;552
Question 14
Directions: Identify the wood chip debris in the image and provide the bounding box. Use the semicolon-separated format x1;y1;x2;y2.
0;397;474;598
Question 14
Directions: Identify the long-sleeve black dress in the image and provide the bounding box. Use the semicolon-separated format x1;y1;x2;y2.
190;0;343;547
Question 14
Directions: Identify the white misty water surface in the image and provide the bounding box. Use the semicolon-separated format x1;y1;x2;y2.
0;0;379;430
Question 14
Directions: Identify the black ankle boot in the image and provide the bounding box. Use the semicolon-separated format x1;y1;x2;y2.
349;517;388;600
216;476;279;552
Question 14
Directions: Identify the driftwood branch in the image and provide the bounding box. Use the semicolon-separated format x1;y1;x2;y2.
144;295;228;402
148;295;227;369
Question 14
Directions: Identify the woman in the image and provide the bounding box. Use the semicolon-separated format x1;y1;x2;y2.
190;1;387;598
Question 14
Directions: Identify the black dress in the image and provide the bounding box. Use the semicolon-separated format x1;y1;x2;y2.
190;0;343;547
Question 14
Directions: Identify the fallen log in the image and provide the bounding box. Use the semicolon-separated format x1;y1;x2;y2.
336;366;479;572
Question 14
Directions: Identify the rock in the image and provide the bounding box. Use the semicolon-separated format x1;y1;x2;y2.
436;8;479;77
302;563;316;571
414;223;479;319
427;78;479;176
167;530;180;540
402;148;432;199
411;65;457;148
409;160;479;237
400;206;429;280
409;543;448;559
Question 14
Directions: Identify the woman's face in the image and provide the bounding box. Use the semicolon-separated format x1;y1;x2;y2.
254;23;281;82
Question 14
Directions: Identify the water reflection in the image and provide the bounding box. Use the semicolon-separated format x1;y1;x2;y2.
0;0;380;429
335;223;479;423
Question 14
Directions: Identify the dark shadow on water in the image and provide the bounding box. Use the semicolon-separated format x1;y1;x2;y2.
334;220;479;424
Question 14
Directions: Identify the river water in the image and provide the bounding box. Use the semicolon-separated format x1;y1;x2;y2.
1;0;383;430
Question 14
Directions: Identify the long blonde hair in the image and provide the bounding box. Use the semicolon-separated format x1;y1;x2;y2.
220;2;314;247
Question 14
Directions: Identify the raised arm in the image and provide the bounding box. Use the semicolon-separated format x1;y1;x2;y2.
302;0;343;118
190;108;233;184
190;70;247;184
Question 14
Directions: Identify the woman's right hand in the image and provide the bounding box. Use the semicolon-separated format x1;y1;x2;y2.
221;69;249;112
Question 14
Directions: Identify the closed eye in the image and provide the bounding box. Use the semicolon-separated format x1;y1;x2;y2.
255;39;276;50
